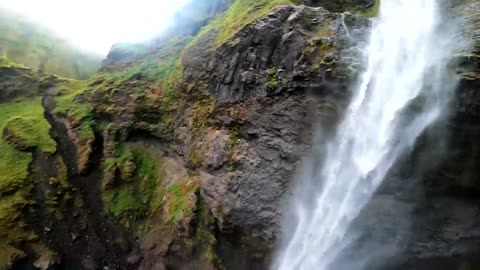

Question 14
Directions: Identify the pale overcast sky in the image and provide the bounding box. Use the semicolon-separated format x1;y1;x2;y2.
0;0;189;54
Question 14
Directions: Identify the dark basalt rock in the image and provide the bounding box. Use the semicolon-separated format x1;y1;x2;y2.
183;5;369;104
301;0;376;12
6;0;480;269
0;65;40;103
178;4;370;268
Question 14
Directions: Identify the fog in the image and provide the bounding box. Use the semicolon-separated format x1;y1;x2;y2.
0;0;189;54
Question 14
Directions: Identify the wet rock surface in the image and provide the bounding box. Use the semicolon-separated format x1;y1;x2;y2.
2;0;480;269
327;3;480;270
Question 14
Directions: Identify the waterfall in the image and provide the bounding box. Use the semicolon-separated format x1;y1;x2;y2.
273;1;462;269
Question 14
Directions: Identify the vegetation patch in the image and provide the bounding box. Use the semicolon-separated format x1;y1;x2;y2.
3;116;56;153
53;80;94;173
0;98;56;193
266;68;279;91
353;0;381;17
0;57;24;69
53;79;91;126
191;199;219;264
194;0;299;47
191;97;216;132
103;144;163;228
0;58;40;102
0;97;56;264
91;37;191;98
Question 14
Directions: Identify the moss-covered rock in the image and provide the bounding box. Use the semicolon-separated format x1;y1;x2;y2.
301;0;380;15
103;143;164;228
3;116;56;152
0;57;40;103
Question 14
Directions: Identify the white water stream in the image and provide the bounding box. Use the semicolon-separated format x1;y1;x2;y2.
274;1;461;269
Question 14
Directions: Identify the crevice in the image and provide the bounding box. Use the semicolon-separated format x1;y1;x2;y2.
19;95;138;269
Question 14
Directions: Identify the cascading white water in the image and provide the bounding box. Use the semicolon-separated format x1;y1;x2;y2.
273;1;461;270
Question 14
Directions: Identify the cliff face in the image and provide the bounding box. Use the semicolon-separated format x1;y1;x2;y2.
1;0;480;269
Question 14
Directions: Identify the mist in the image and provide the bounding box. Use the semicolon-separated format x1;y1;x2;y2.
272;1;467;269
0;0;189;54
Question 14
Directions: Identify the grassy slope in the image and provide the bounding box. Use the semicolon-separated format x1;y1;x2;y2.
0;9;102;80
0;61;90;260
0;97;56;262
0;98;56;192
193;0;380;47
195;0;297;46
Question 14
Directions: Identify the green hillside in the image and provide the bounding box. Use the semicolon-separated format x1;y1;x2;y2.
0;9;102;79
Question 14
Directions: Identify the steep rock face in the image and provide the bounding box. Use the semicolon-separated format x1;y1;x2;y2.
82;2;370;269
70;1;480;269
326;3;480;270
183;5;368;103
0;58;42;102
3;0;480;269
0;65;135;269
181;6;369;268
301;0;377;12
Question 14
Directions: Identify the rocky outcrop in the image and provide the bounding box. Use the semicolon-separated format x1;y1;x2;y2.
183;5;368;103
2;0;480;269
160;9;368;270
301;0;377;12
0;58;41;102
88;3;370;269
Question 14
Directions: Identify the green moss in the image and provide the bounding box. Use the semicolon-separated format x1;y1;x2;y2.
228;127;241;168
188;146;201;168
103;185;146;224
191;97;216;132
53;79;95;173
192;199;218;263
230;128;240;148
92;37;191;98
353;0;380;17
316;22;334;37
194;0;297;47
0;57;24;69
55;157;69;188
165;184;189;224
0;191;37;254
0;98;55;193
266;68;279;91
53;79;92;126
0;95;55;252
103;144;163;227
0;59;41;102
266;80;279;90
3;116;56;153
267;68;277;77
